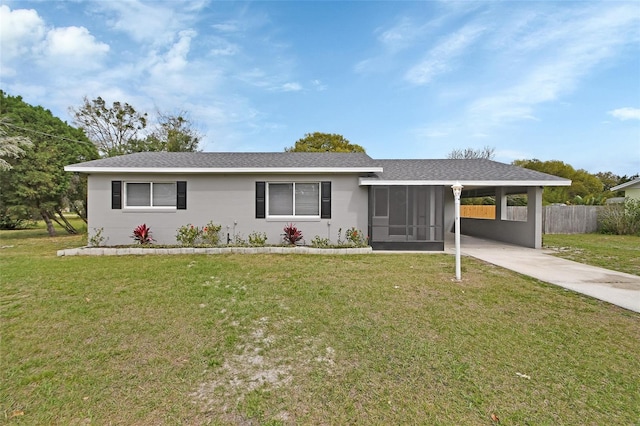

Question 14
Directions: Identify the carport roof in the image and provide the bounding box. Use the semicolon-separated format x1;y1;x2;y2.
359;159;571;188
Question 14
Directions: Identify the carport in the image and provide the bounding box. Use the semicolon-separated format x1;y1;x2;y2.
360;159;571;250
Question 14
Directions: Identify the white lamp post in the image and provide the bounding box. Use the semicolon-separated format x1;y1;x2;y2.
451;181;463;281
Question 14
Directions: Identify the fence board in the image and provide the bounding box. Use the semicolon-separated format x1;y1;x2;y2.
460;205;601;234
460;205;495;219
543;205;601;234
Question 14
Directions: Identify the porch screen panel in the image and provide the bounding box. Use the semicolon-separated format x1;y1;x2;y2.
269;183;293;215
295;183;319;215
434;186;444;240
374;187;388;217
388;187;407;236
416;187;428;240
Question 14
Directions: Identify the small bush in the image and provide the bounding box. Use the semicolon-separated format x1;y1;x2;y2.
311;235;331;248
248;231;267;246
176;224;201;246
345;227;367;246
88;227;106;247
0;205;34;230
202;221;222;245
132;224;154;244
598;198;640;235
283;223;303;245
231;233;247;246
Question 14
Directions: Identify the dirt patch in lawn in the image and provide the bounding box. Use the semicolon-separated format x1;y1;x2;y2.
190;315;335;423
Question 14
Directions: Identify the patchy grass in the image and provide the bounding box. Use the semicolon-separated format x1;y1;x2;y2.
543;233;640;276
1;228;639;425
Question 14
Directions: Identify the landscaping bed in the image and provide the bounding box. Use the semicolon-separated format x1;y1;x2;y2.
57;245;373;256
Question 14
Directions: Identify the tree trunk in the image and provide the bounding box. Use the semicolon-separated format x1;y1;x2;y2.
53;209;78;234
41;210;56;236
70;200;88;223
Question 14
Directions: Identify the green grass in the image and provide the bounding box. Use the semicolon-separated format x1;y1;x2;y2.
543;233;640;276
1;227;639;425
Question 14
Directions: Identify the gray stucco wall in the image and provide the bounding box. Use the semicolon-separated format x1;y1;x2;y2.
458;186;543;248
87;173;368;246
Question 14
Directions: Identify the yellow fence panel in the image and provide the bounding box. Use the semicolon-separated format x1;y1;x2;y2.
460;205;496;219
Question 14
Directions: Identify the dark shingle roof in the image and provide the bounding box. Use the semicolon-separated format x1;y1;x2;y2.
66;151;377;169
65;152;570;185
369;159;570;182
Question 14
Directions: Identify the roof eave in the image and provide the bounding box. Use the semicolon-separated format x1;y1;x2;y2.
359;178;572;186
64;166;384;174
610;179;640;191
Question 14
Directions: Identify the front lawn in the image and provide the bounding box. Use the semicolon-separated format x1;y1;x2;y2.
1;228;639;424
543;233;640;276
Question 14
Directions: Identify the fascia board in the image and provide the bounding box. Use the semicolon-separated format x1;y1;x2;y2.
64;166;384;174
610;179;640;191
359;178;572;187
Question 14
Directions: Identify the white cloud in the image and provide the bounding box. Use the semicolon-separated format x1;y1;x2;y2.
43;26;109;58
377;17;423;52
0;5;45;59
608;107;640;121
311;79;327;91
281;82;302;92
405;24;485;85
209;36;239;56
211;21;241;33
96;0;199;46
0;5;108;73
466;3;640;126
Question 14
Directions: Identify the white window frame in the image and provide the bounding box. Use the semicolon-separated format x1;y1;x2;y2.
123;181;177;209
266;182;321;218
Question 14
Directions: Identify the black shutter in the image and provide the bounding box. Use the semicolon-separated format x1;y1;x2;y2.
177;181;187;210
256;182;266;218
321;181;331;218
112;181;122;209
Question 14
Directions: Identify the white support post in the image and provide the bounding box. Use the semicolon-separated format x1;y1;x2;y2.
451;181;463;281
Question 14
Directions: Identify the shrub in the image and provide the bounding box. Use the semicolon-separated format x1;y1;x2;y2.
598;198;640;235
231;233;247;246
0;205;34;230
283;223;303;245
88;227;106;247
248;231;267;246
345;227;367;246
202;221;222;245
176;224;201;246
311;235;331;248
132;224;154;244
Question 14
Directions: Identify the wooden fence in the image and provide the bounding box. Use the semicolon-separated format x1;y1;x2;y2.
461;205;602;234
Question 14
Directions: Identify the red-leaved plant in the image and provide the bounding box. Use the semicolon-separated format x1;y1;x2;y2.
132;224;155;244
282;223;303;245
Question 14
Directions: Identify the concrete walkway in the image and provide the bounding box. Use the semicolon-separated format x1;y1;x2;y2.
445;234;640;313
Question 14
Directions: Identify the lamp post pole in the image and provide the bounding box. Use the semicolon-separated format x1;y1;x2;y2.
451;181;463;281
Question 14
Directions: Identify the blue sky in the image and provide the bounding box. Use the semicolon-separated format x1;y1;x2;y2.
1;0;639;176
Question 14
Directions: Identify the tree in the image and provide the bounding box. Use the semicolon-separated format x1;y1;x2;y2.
70;96;148;157
285;132;365;153
0;91;98;234
0;117;32;171
447;146;495;160
130;111;201;153
512;159;604;205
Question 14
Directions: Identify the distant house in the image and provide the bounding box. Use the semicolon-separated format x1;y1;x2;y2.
65;152;571;250
611;178;640;201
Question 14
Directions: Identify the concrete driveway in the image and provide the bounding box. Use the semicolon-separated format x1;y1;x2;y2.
445;234;640;313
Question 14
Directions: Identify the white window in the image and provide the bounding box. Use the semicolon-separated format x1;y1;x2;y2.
267;182;319;217
125;182;176;208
